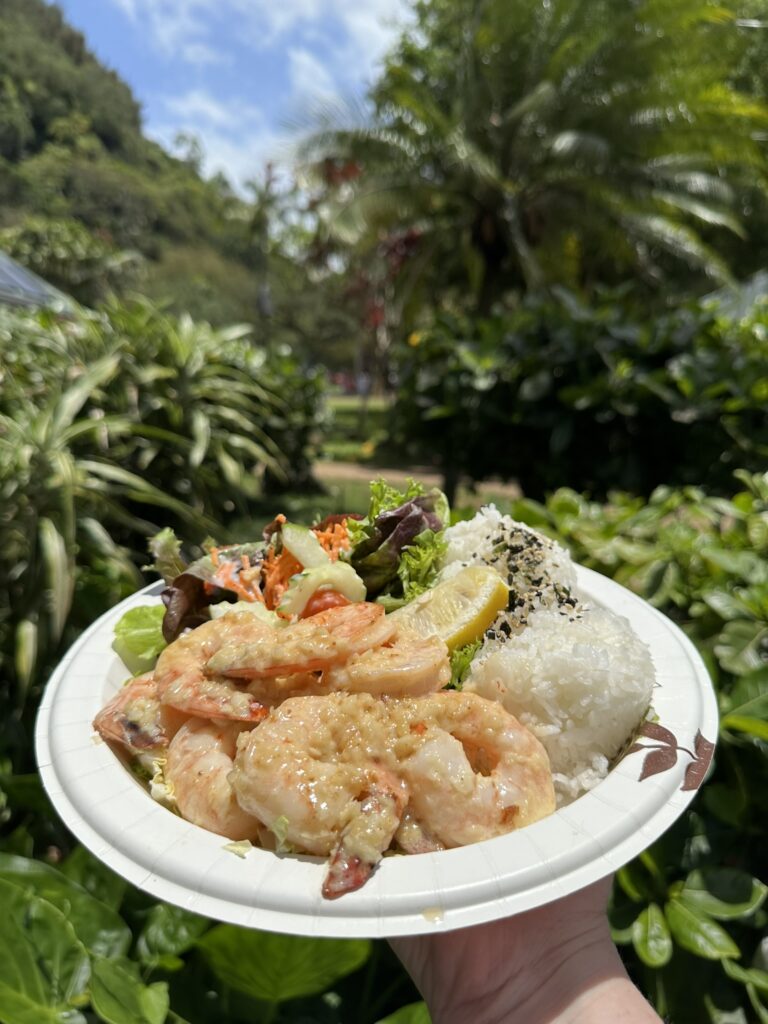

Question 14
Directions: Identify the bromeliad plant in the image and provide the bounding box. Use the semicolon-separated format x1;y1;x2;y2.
510;472;768;1023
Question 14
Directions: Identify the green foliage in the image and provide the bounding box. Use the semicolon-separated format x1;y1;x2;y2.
0;301;325;745
392;294;768;500
0;218;142;305
0;847;418;1024
508;471;768;1022
0;0;362;365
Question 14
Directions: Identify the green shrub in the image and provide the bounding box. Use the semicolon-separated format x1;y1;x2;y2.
393;295;768;500
0;301;325;733
0;216;143;304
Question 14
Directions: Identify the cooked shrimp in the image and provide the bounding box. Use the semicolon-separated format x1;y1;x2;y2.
322;629;450;697
165;718;262;841
231;693;409;897
154;611;272;721
207;602;396;680
390;692;555;847
241;671;330;706
241;631;449;704
394;805;446;855
93;673;186;754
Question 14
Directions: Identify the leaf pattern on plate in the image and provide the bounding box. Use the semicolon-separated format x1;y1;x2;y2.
622;723;715;790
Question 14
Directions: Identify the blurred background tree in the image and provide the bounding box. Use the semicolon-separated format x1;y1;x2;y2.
302;0;768;322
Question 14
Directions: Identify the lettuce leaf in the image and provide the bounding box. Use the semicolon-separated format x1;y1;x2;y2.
160;542;266;643
347;480;449;598
145;528;187;586
112;605;167;675
448;639;482;689
397;529;447;602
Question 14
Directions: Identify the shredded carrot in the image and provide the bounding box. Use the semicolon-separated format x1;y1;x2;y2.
207;547;264;603
261;517;351;610
311;520;350;560
215;560;264;603
262;547;302;610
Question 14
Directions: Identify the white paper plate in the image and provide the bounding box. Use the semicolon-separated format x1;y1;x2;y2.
36;566;718;937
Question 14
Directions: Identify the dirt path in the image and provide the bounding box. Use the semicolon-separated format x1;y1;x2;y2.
314;460;520;501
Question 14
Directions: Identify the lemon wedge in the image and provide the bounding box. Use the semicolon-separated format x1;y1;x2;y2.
390;565;509;650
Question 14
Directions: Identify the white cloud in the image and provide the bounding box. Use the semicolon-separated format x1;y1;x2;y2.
179;41;229;66
287;47;336;103
163;88;262;130
115;0;413;185
152;88;287;188
106;0;410;68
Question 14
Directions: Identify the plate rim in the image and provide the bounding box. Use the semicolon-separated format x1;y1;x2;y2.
35;566;719;937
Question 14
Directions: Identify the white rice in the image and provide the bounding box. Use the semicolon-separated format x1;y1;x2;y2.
442;506;579;638
444;508;655;804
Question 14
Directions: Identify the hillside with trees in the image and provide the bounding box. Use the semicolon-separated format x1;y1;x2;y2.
0;0;359;361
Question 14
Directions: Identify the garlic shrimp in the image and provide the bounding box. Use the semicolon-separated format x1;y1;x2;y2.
242;630;450;704
165;718;262;841
231;693;408;898
154;611;272;721
321;630;450;697
206;602;396;680
93;673;186;755
390;692;555;847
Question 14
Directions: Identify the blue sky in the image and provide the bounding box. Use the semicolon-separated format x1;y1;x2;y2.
57;0;410;188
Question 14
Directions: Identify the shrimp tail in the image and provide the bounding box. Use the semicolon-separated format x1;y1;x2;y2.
322;778;407;899
322;849;373;900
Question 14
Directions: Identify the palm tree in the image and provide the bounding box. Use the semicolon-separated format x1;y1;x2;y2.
300;0;768;317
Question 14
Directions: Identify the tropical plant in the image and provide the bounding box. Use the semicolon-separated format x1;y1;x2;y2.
0;844;421;1024
0;301;326;745
302;0;768;318
390;293;768;502
0;217;142;305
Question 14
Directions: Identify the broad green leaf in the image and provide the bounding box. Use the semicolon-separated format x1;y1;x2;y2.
90;958;169;1024
721;668;768;720
721;715;768;741
0;877;89;1024
14;619;38;699
723;959;768;993
665;898;740;959
631;903;672;967
50;353;120;437
681;869;767;921
197;926;371;1003
703;994;749;1024
189;409;211;468
616;862;656;903
39;517;74;646
0;853;130;958
376;1002;432;1024
136;905;210;967
714;621;768;675
748;984;768;1024
59;847;127;912
702;548;768;583
702;590;752;622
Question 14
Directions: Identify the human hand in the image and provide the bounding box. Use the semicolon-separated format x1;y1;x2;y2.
389;878;662;1024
